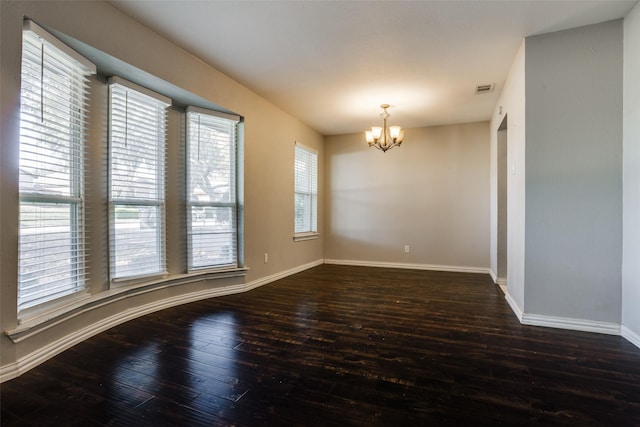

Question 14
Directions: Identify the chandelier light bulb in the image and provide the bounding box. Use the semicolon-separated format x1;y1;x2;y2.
365;130;374;143
389;126;402;140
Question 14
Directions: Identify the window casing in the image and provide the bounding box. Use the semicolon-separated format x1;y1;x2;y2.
186;107;240;270
108;77;170;281
294;143;318;235
17;20;96;312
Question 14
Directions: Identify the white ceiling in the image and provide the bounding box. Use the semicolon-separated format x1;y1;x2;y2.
109;0;637;136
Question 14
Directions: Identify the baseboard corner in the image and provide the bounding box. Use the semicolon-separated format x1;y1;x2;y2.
489;269;497;283
621;325;640;349
504;291;523;322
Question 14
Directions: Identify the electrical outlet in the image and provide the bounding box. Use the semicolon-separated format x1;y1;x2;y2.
404;245;410;253
264;253;268;263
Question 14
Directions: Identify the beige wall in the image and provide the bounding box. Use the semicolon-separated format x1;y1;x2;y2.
0;0;323;375
325;122;490;271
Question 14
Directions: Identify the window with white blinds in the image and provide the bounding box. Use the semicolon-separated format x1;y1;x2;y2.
109;77;170;281
17;20;96;311
294;143;318;234
186;107;239;270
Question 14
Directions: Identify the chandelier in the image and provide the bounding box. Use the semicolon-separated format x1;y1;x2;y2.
365;104;404;152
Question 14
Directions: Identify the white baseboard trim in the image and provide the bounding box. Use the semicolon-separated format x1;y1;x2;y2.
621;325;640;350
503;290;621;336
489;269;497;283
496;278;507;287
247;259;323;289
323;259;490;275
0;259;323;383
521;313;620;335
504;291;523;322
0;363;18;383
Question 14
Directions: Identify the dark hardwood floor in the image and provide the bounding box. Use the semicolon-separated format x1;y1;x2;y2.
2;265;639;426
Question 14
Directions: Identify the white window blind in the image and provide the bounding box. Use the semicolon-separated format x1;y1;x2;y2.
18;20;96;311
109;77;170;281
294;143;318;234
186;107;239;270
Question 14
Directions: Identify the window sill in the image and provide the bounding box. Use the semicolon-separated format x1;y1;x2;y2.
293;232;319;242
6;267;248;343
17;291;93;328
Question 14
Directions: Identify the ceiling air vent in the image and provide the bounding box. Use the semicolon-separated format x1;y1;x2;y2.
475;83;495;94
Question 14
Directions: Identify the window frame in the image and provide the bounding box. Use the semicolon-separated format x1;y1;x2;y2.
17;20;96;314
293;142;319;240
108;77;171;283
186;106;241;271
